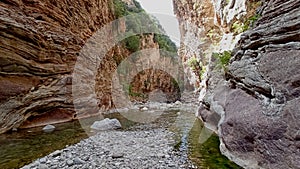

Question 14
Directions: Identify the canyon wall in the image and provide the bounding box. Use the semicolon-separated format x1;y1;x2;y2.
174;0;300;168
0;0;179;133
0;0;115;133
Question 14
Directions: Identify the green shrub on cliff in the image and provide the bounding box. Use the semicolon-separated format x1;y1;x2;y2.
113;0;143;18
123;35;140;52
113;0;127;17
232;14;261;34
232;21;247;34
187;57;206;81
213;51;232;72
113;0;177;55
154;34;177;53
248;14;261;26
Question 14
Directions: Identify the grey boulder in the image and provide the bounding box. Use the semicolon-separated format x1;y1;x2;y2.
90;118;122;131
42;125;55;132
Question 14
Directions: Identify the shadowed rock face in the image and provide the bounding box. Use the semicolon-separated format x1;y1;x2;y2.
197;0;300;168
129;69;181;103
174;0;299;168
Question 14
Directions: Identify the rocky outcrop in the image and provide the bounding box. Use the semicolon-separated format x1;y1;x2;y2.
0;0;116;133
174;0;300;168
215;1;300;168
0;0;180;133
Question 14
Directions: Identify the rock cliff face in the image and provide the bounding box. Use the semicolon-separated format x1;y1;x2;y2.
0;0;179;132
0;0;115;132
174;0;300;168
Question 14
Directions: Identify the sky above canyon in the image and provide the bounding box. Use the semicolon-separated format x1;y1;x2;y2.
136;0;180;46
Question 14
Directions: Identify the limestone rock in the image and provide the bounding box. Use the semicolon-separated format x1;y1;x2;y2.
42;125;55;132
175;0;300;168
90;118;122;131
141;107;149;111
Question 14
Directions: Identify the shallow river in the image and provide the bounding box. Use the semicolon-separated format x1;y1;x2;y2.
0;106;241;169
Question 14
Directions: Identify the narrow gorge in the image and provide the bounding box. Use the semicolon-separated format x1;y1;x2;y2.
0;0;299;169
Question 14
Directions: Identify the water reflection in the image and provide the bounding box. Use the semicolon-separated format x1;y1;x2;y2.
0;109;241;169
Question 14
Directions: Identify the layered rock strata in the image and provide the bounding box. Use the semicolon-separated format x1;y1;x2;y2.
0;0;116;133
174;0;300;168
0;0;179;133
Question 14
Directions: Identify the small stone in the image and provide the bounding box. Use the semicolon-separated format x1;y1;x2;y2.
33;161;40;167
38;164;49;169
112;153;124;159
42;125;55;132
51;150;62;157
66;160;74;166
141;107;148;111
82;156;89;161
74;157;85;164
175;101;182;105
157;153;165;158
168;163;176;167
39;157;47;163
66;153;72;158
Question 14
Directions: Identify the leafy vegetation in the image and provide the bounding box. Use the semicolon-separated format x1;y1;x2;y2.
123;34;140;52
212;51;232;72
247;14;261;26
188;57;200;70
113;0;127;18
154;34;177;53
123;84;146;98
113;0;143;18
187;57;206;81
232;21;247;34
200;66;206;80
113;0;176;54
232;14;261;34
206;28;221;46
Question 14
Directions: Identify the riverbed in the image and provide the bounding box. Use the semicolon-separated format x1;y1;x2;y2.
0;103;241;169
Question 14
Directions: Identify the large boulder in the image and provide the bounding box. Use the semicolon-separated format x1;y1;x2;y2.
90;118;122;131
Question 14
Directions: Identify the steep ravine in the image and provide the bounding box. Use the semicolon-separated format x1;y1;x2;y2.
1;0;299;169
0;0;180;133
174;0;300;168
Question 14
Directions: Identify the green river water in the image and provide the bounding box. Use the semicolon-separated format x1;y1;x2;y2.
0;109;241;169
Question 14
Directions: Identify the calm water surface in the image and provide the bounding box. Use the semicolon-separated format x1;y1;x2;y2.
0;109;241;169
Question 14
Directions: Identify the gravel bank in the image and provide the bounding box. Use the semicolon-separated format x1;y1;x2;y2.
21;128;196;169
